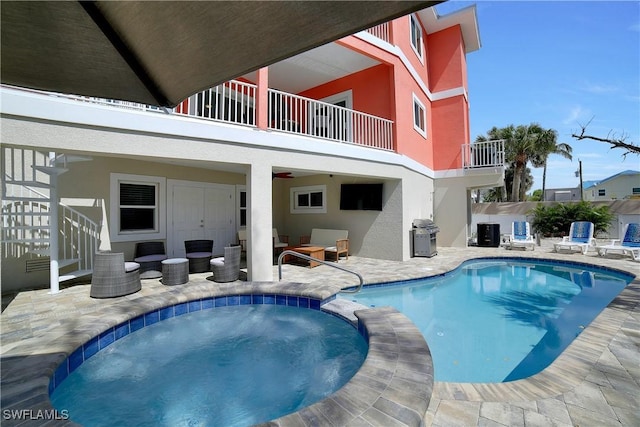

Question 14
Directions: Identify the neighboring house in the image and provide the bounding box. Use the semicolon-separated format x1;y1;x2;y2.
1;5;505;292
583;170;640;201
543;187;583;202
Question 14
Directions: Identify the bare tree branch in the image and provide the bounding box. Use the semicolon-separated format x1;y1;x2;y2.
571;117;640;157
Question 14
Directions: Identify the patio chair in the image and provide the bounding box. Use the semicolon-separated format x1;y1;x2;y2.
90;252;141;298
185;239;214;273
553;221;595;255
237;229;247;257
210;245;242;282
134;241;168;279
596;223;640;261
508;221;535;251
273;228;289;255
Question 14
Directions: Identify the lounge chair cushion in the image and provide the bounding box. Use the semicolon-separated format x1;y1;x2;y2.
571;221;592;243
625;223;640;247
513;221;527;239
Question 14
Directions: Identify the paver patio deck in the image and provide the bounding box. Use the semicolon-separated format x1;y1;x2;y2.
1;238;638;426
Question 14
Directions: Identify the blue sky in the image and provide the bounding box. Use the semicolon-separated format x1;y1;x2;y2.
436;1;640;192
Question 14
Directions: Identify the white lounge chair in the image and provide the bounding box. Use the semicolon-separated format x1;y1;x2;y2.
553;221;595;255
596;223;640;261
509;221;535;250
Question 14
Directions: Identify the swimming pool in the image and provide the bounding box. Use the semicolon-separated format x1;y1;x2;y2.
339;258;632;383
50;302;367;426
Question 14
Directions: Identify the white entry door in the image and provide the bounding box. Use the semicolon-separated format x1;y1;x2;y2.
204;186;236;253
169;181;235;257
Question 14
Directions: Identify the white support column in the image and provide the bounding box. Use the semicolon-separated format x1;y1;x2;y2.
48;152;60;294
246;162;273;281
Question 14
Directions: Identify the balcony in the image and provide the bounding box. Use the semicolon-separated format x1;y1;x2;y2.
461;140;505;169
156;80;395;151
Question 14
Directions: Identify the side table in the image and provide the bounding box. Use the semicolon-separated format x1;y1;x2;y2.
161;258;189;285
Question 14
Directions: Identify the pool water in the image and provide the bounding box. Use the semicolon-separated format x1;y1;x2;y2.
51;304;367;427
340;259;631;383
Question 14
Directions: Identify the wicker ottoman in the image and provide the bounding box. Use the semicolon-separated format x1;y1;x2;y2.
161;258;189;286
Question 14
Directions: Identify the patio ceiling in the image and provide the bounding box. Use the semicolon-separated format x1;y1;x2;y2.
1;1;440;108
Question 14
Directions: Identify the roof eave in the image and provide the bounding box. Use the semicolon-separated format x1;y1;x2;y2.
418;4;481;54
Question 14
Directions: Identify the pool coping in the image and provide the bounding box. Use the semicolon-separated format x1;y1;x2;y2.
1;282;434;427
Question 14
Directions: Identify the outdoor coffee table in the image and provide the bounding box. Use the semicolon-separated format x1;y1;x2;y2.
288;246;325;268
161;258;189;285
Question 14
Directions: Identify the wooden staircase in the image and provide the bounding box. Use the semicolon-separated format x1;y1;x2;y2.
1;147;98;293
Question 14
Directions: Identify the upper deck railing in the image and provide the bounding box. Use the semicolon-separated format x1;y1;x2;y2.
365;23;390;43
268;89;394;151
461;140;506;169
173;80;257;126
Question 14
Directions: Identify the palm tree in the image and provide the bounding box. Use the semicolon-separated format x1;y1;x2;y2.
530;132;573;201
477;123;561;202
507;123;550;202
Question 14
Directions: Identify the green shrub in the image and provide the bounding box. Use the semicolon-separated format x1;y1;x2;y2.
530;201;613;236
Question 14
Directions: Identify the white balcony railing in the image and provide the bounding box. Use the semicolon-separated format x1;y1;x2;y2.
462;140;505;169
365;23;390;43
173;80;257;126
268;89;394;151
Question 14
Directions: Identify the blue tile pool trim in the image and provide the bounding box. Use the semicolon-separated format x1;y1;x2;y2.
49;293;331;395
340;256;636;293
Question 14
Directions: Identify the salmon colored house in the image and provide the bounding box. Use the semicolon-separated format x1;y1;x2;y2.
1;5;504;292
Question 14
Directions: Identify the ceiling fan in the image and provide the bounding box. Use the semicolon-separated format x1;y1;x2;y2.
272;172;294;179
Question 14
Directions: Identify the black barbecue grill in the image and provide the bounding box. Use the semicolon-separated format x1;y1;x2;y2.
412;219;439;257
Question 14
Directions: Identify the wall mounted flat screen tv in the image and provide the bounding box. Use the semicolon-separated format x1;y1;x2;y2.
340;183;383;211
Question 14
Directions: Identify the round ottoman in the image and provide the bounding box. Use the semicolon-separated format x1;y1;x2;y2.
161;258;189;286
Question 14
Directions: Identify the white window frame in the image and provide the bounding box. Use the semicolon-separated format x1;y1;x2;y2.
236;185;247;228
412;94;427;138
410;14;424;63
109;173;166;242
290;185;327;214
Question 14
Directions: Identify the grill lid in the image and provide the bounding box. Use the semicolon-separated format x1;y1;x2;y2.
412;219;439;232
413;218;435;228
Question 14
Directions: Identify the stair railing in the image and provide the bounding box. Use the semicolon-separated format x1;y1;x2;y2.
2;147;99;275
277;250;364;293
60;204;99;272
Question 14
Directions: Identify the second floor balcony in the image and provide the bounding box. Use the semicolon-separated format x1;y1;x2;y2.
173;81;395;151
2;81;505;171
